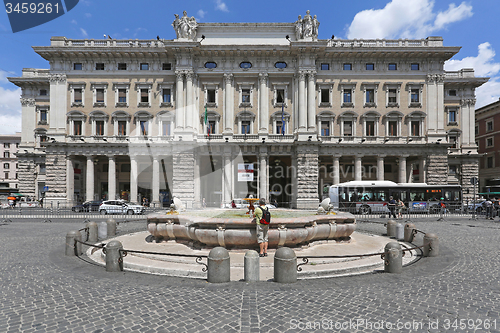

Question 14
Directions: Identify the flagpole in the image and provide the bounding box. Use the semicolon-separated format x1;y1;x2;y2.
281;102;285;136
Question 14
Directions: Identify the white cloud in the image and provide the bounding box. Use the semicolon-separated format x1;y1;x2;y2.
85;13;92;18
215;0;228;12
347;0;472;39
0;114;22;135
445;42;500;108
80;28;88;37
0;83;21;134
71;19;77;25
197;9;207;19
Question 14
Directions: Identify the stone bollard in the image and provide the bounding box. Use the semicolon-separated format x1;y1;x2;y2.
207;247;230;283
87;222;98;243
106;218;117;237
423;233;439;257
395;223;404;240
386;220;397;238
404;223;416;243
244;250;260;282
65;230;82;256
274;247;297;283
98;221;107;239
384;242;402;273
105;240;123;272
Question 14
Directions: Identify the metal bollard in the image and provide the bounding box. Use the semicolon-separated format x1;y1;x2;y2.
384;242;402;273
105;240;123;272
386;220;397;238
395;223;404;240
65;230;82;256
87;222;98;243
207;247;230;283
244;250;260;282
106;218;117;237
423;233;439;257
404;223;416;242
274;247;297;283
98;221;107;239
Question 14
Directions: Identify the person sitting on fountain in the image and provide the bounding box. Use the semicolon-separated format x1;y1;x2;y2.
254;198;269;257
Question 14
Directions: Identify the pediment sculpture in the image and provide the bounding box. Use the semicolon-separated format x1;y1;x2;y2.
295;10;319;40
173;11;198;40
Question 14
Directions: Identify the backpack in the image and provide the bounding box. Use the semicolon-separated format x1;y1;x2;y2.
257;206;271;225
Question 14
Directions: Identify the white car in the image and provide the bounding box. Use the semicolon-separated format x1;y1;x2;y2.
99;200;145;215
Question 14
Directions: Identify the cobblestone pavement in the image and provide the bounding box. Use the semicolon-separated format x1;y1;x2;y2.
0;216;499;333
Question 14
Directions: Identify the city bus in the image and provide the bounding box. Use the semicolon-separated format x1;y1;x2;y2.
329;181;462;214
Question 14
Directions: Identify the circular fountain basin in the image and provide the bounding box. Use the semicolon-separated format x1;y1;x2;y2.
147;211;356;249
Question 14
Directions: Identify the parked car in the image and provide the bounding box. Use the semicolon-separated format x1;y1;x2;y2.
99;200;145;215
466;199;487;213
72;201;102;212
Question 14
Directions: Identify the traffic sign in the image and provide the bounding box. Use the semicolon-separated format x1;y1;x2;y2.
470;177;478;185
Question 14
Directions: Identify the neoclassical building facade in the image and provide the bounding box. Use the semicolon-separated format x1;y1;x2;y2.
9;11;487;208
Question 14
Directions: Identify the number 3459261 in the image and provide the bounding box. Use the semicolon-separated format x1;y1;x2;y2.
5;2;60;14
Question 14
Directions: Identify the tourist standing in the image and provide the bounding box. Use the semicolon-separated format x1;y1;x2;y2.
396;198;405;219
387;196;396;218
253;198;269;257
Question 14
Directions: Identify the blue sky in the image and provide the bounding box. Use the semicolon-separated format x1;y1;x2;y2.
1;0;499;134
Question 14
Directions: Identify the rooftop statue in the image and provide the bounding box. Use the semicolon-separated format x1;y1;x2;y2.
294;10;319;40
172;11;198;40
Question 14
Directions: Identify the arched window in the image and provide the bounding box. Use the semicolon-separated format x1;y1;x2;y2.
384;111;404;137
89;110;109;137
156;111;175;137
361;111;381;137
235;111;256;135
34;128;47;147
338;111;358;137
133;111;153;137
67;110;86;136
111;111;131;137
406;111;426;137
201;111;221;135
316;111;335;137
270;111;291;135
447;129;461;149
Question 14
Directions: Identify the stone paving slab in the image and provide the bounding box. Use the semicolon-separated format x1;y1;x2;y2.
0;217;499;332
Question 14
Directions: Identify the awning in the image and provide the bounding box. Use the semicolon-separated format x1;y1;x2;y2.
11;193;25;197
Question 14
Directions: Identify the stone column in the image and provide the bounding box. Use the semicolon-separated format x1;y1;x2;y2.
296;148;319;209
377;156;385;181
354;155;363;181
130;156;138;203
108;156;116;200
193;153;201;208
224;74;234;134
426;154;448;185
172;152;195;208
175;71;184;129
259;151;268;200
419;157;427;183
152;157;160;205
406;160;413;183
86;156;94;202
333;156;340;185
307;71;316;131
223;154;232;206
298;72;307;130
185;72;193;129
66;158;74;204
258;73;268;133
399;156;407;184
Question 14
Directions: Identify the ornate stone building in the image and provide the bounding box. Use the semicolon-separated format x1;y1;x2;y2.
0;133;21;197
9;11;487;208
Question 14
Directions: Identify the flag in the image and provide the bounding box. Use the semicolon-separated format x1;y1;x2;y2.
204;105;209;136
281;103;285;135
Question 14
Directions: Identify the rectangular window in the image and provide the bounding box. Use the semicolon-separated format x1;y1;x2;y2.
321;121;330;136
411;121;420;136
388;121;398;136
343;63;352;71
241;121;251;134
4;152;9;158
4;143;9;148
40;89;47;96
74;89;82;103
3;163;9;169
365;121;374;136
95;63;105;70
366;89;375;103
411;63;420;70
162;89;171;103
121;164;131;172
388;63;397;70
162;63;172;70
40;136;47;143
141;89;149;103
343;89;352;103
448;110;456;123
321;89;329;103
344;121;352;136
118;89;127;103
74;63;82;70
40;109;47;123
242;89;250;103
475;125;479;135
96;89;105;103
140;121;148;136
118;63;127;70
487;138;493;147
276;89;285;104
366;63;374;70
487;156;493;168
449;90;457;96
207;89;216;103
74;121;82;136
39;163;46;175
276;121;283;135
4;172;8;179
208;121;216;135
487;121;493;132
449;136;458;148
162;122;171;136
140;63;149;70
388;89;397;103
95;121;104;136
321;63;329;70
118;121;127;136
411;89;420;103
449;165;457;174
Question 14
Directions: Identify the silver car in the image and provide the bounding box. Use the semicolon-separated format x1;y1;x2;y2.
99;200;144;215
